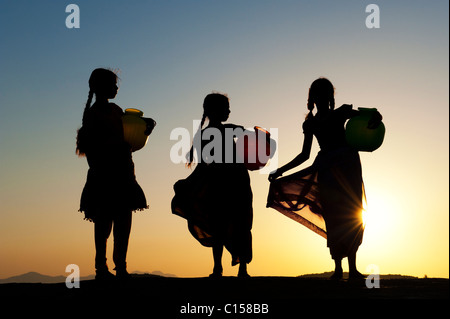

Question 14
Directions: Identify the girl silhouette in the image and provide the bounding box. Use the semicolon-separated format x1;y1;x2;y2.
172;93;253;278
267;78;382;280
76;68;149;280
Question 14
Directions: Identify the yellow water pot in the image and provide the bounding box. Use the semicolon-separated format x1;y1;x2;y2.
122;108;148;152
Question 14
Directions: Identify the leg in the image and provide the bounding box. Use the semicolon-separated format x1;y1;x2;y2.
330;258;343;280
210;244;223;277
94;217;114;279
238;262;250;278
112;210;132;278
348;251;365;279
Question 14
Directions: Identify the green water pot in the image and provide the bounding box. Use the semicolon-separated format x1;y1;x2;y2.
345;107;385;152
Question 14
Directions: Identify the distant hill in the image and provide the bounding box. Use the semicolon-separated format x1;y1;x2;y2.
298;271;419;279
0;272;94;284
132;270;177;278
1;270;427;284
0;270;176;284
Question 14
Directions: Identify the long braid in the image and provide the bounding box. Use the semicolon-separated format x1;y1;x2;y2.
82;90;94;125
186;112;207;168
306;88;315;120
76;90;94;156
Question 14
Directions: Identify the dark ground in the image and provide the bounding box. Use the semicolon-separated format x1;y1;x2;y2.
1;275;448;316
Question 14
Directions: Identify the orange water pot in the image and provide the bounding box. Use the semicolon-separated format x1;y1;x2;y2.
236;126;276;171
345;107;385;152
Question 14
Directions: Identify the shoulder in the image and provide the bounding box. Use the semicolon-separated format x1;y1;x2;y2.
109;103;124;115
202;124;223;132
87;102;124;122
333;104;354;118
223;123;244;131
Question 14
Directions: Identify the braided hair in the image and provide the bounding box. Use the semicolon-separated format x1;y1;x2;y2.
306;77;335;119
76;68;118;156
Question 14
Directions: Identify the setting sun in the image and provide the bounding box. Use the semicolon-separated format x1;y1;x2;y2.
363;193;390;228
362;188;400;249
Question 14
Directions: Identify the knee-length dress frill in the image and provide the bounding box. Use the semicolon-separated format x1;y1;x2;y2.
267;105;365;260
77;102;148;222
171;125;253;265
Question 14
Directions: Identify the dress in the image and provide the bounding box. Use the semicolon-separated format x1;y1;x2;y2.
78;102;148;222
171;124;253;265
267;105;365;260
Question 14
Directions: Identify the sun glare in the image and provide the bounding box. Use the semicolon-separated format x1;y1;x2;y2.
362;191;397;242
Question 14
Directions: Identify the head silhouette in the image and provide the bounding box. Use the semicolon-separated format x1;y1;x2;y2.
82;68;119;123
203;93;230;124
88;68;119;101
307;77;335;115
186;93;230;167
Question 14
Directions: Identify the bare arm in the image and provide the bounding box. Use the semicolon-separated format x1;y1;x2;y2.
268;131;313;182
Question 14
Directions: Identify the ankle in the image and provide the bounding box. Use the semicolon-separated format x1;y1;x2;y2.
213;264;223;272
238;263;250;277
95;268;115;281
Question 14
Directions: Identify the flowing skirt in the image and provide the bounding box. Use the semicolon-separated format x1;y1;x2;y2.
172;163;253;265
267;147;364;259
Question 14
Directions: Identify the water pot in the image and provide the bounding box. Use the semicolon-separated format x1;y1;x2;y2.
345;107;385;152
236;126;276;170
122;108;149;152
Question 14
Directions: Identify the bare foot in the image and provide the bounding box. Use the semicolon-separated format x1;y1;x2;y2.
238;270;250;278
209;266;223;278
349;270;366;280
329;269;343;280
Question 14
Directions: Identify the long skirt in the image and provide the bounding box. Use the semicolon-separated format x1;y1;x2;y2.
172;163;253;265
267;147;364;260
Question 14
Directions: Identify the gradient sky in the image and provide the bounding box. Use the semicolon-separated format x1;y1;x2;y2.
0;0;448;279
